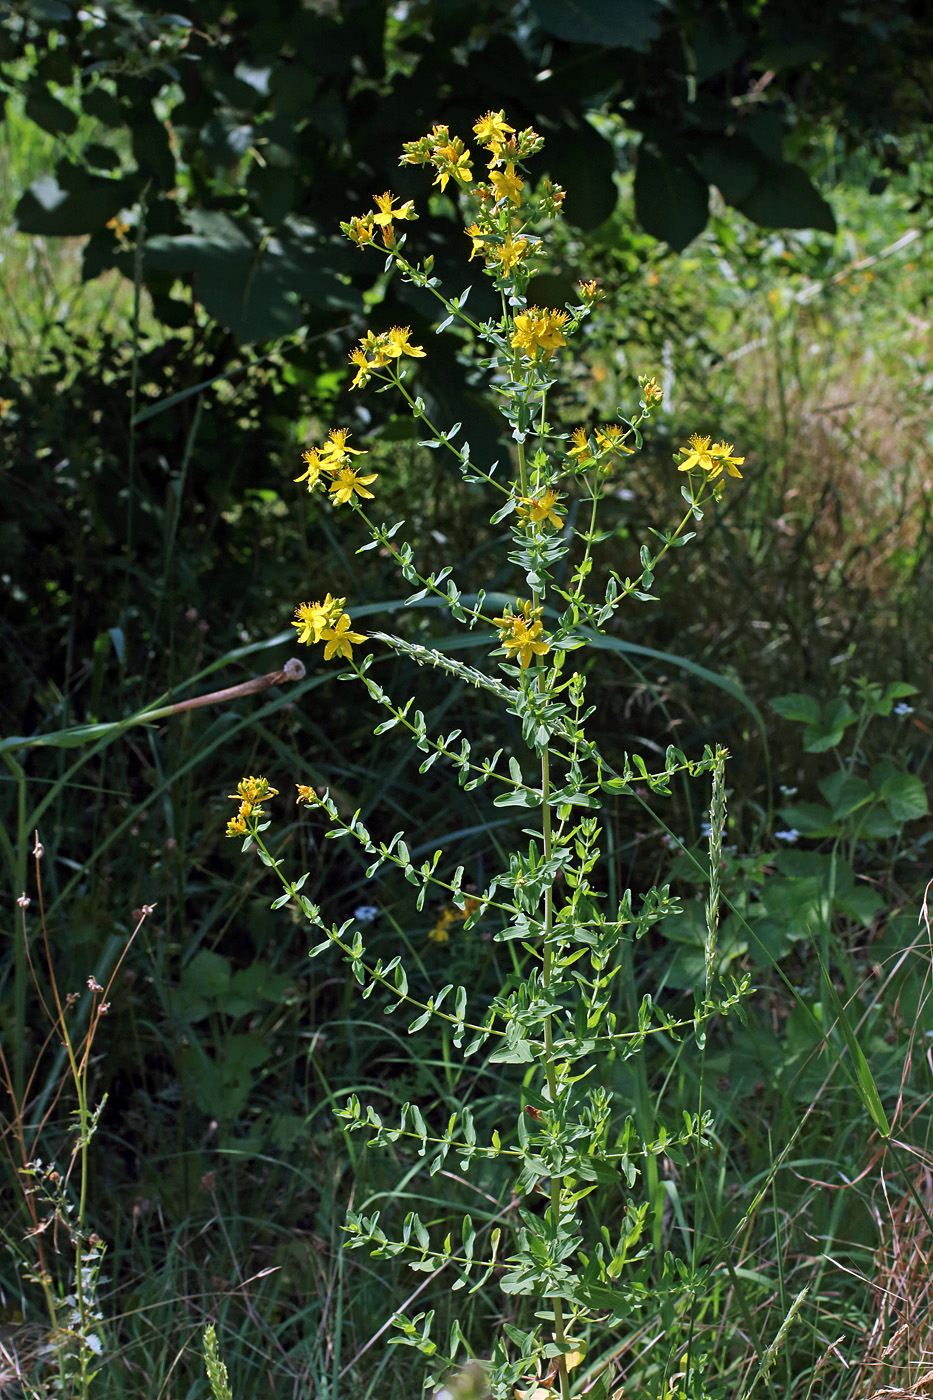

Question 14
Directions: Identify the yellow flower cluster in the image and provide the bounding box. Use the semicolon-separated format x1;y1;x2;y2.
341;190;418;250
226;775;279;838
676;435;745;482
293;594;367;662
400;123;475;191
492;600;551;670
348;326;426;389
640;374;663;409
511;307;570;360
428;896;482;943
568;424;636;469
295;427;378;504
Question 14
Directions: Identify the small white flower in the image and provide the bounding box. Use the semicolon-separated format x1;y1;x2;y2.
354;904;380;923
894;702;914;716
774;829;800;843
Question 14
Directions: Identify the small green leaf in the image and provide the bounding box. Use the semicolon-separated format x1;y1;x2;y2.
771;693;821;724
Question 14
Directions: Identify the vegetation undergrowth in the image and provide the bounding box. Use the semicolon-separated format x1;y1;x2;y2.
1;74;932;1400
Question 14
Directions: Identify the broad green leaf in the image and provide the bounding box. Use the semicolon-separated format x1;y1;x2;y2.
776;802;837;835
803;696;856;752
880;771;929;823
771;692;821;724
837;888;885;927
16;164;140;236
25;87;78;137
531;0;664;51
818;771;871;821
693;134;759;204
634;145;709;251
132;118;176;188
541;121;618;229
737;159;836;233
144;209;361;343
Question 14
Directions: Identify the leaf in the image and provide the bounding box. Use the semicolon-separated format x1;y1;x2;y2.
736;159;836;233
489;1039;536;1063
634;145;709;251
493;789;542;809
693;134;760;204
802;696;857;753
880;772;929;823
530;0;664;50
144;210;361;343
27;0;73;22
132;118;176;188
25;87;78;137
541;122;618;230
776;802;838;836
16;164;140;236
837;887;885;927
817;771;870;821
771;692;821;724
817;955;890;1138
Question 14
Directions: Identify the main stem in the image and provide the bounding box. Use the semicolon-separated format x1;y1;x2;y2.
539;739;570;1400
516;397;571;1399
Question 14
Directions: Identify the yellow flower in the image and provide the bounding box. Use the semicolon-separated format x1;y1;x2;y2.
490;233;528;275
511;307;569;359
373;190;416;226
594;424;635;457
432;139;473;191
341;212;377;248
347;328;424;387
677;433;716;475
641;375;663;408
359;329;393;368
428;907;457;943
464;221;487;260
321;612;367;661
517;488;564;530
492;604;551;669
348;347;373;388
294;447;326;491
489;161;524;205
568;426;592;462
294;594;343;645
329;466;378;505
708;441;745;479
371;190;417;247
229;775;279;805
107;215;130;246
225;775;278;836
385;325;426;358
319;427;365;467
295;784;320;805
474;110;514;148
577;278;603;306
